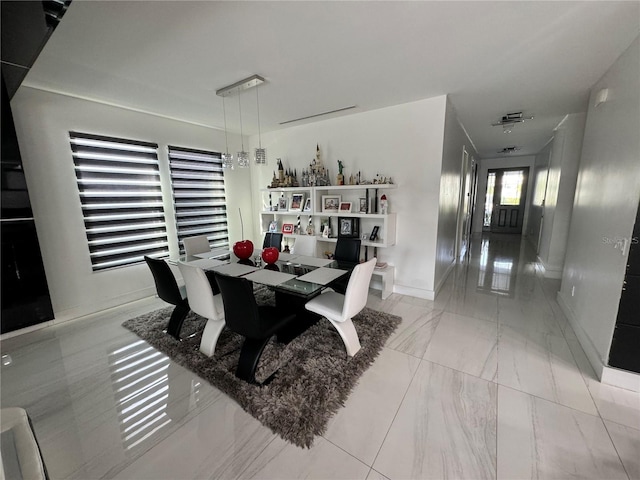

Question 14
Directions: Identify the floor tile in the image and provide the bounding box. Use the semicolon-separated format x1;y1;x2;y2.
373;361;497;480
366;469;390;480
384;303;441;358
497;295;564;337
605;420;640;479
323;347;421;465
241;436;369;479
112;395;276;479
587;378;640;430
423;311;497;382
497;386;628;480
498;324;598;415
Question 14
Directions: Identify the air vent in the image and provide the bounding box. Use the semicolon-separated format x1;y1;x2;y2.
280;106;357;125
498;146;522;154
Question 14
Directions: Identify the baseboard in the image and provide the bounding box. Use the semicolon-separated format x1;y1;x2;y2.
0;287;157;340
536;256;563;279
601;366;640;392
434;260;455;297
53;286;157;323
393;284;435;301
556;290;605;379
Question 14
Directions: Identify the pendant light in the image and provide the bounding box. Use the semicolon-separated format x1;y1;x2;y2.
236;92;250;168
221;96;234;169
216;75;265;169
254;84;267;165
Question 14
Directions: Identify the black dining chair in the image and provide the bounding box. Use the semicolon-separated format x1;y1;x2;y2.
144;256;190;339
330;237;362;294
214;272;296;384
262;232;283;251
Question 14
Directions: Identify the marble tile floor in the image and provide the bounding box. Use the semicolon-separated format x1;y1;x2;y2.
2;234;639;479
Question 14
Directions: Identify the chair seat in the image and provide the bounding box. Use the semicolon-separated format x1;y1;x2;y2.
305;291;347;322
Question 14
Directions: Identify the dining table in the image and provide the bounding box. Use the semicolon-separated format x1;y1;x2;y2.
169;249;357;337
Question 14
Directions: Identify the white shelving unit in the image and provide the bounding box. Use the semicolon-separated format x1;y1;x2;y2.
259;184;396;249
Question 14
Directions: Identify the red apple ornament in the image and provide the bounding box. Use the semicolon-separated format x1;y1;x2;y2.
261;247;279;265
233;239;254;260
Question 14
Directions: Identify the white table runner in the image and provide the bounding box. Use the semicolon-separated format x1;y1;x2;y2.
295;267;348;285
210;263;259;277
293;256;334;267
244;269;297;286
185;258;226;269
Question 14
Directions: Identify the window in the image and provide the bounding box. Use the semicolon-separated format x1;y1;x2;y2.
167;146;228;253
70;132;169;271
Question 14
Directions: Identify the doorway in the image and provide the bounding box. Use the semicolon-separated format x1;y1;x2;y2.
482;167;529;234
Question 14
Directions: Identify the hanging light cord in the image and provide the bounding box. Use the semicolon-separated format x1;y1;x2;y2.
238;91;245;151
223;96;230;155
256;85;262;149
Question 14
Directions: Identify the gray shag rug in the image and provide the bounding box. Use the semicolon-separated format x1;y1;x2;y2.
122;287;401;448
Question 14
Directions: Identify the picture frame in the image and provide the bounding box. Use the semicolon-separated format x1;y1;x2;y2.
359;198;367;213
282;223;294;234
339;202;352;213
278;197;288;211
322;195;341;213
369;225;380;241
303;197;312;212
290;193;305;212
338;217;359;238
268;220;278;233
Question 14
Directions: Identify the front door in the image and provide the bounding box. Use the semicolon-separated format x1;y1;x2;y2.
484;167;529;234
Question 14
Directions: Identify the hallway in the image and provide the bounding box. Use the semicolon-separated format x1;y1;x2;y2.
1;234;638;479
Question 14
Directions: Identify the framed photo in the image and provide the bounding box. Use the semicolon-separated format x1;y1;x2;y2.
303;198;312;212
339;202;352;213
322;195;341;213
278;197;288;211
282;223;294;234
290;193;305;212
338;217;359;238
369;225;380;241
359;198;367;213
268;220;278;233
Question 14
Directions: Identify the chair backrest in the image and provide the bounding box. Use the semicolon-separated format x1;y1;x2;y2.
292;235;317;257
177;261;223;320
262;233;283;251
183;235;210;256
342;257;377;320
213;273;264;338
334;237;361;263
144;256;184;305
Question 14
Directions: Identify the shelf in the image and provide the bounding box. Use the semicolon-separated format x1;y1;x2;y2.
260;210;312;216
316;236;392;248
260;187;312;193
316;212;391;219
313;184;396;191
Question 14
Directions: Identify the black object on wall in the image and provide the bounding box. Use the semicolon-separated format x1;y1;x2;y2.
1;76;54;333
608;200;640;373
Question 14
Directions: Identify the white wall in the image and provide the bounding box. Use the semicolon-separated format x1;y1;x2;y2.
473;156;536;235
436;98;479;290
248;96;448;298
536;113;586;277
11;87;252;321
558;36;640;377
527;144;552;250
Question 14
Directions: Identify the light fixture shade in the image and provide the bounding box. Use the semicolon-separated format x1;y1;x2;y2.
237;151;250;168
222;152;234;169
254;147;267;165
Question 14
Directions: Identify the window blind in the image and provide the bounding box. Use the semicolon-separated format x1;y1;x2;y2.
168;146;229;253
70;132;169;271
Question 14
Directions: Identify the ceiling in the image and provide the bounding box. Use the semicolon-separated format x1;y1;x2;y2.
23;1;640;158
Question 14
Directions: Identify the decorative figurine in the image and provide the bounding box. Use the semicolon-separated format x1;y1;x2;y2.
337;160;344;185
380;194;388;214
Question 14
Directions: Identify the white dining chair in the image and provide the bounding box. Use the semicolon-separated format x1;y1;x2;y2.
183;235;210;256
177;261;225;357
304;257;376;357
292;235;317;257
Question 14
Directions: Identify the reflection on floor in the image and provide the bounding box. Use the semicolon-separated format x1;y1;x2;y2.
1;234;639;479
